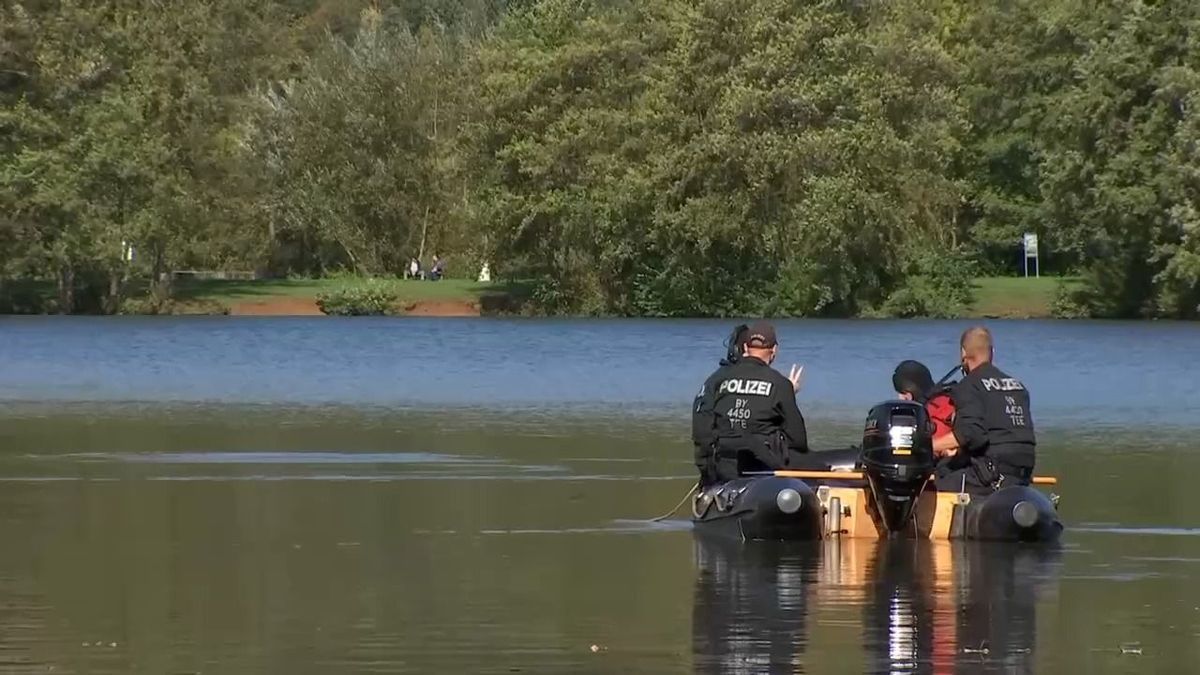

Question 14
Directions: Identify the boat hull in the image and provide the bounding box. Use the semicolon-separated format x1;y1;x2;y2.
691;476;823;541
962;485;1063;542
691;477;1062;543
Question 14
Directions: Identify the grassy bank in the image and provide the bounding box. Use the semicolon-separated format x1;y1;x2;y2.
171;277;529;315
187;274;1079;318
967;276;1080;318
174;277;504;304
2;274;1081;317
0;276;526;315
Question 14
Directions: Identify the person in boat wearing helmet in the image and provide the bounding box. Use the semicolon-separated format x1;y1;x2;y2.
933;326;1036;494
691;323;750;487
702;321;808;483
891;359;957;440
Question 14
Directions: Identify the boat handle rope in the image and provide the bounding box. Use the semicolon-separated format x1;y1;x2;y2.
651;482;699;522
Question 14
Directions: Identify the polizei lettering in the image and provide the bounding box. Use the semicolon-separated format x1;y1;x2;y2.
981;377;1025;392
718;378;773;396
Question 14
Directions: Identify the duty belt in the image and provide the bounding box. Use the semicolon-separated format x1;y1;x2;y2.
975;459;1033;490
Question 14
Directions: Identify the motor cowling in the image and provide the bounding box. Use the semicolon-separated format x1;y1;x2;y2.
861;400;936;534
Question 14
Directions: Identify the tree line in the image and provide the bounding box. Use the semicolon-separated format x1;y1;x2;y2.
2;0;1197;318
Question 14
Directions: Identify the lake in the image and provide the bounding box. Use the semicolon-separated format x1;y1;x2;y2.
1;316;1198;673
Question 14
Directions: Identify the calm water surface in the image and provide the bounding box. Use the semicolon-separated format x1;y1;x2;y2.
1;317;1199;673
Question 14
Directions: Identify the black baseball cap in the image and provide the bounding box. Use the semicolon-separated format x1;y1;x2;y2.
745;321;777;348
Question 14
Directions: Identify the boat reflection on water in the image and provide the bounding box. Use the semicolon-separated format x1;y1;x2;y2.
692;535;1063;674
692;537;823;674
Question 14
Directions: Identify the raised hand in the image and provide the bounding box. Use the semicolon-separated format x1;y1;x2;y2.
788;364;804;392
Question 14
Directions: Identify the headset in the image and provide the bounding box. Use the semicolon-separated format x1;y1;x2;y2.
723;323;749;364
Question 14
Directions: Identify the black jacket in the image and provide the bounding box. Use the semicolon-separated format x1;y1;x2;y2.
950;362;1036;470
702;356;809;481
691;358;737;483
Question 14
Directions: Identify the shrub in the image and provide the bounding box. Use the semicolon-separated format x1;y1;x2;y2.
1049;282;1093;319
119;296;230;315
874;249;977;318
0;282;53;314
315;284;398;315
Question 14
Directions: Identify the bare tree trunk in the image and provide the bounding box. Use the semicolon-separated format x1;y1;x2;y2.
150;245;169;301
418;205;429;263
57;263;74;314
268;218;277;255
109;190;128;314
337;238;360;273
105;270;125;315
423;74;438;267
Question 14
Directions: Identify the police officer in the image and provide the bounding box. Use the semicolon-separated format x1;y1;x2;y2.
704;321;808;483
933;326;1035;494
691;324;749;487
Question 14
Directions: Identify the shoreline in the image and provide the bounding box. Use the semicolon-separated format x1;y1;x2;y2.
224;297;483;317
0;276;1077;319
180;274;1072;319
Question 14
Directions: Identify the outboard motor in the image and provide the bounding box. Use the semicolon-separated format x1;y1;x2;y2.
861;401;936;535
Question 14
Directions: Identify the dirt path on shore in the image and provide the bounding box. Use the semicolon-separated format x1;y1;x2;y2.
229;297;323;315
399;299;481;316
227;296;480;316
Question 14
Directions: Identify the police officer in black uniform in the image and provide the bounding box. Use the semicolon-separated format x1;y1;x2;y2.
691;324;750;487
933;326;1036;494
701;321;809;483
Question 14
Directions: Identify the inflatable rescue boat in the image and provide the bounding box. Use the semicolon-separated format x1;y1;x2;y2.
691;400;1063;543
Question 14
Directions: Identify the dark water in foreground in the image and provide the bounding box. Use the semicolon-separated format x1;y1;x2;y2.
1;317;1199;673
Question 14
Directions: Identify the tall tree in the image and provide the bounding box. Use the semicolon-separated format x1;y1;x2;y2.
1038;1;1200;317
471;0;965;316
951;0;1085;273
251;7;470;275
0;1;297;311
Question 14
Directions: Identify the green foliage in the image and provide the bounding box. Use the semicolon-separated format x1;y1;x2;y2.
3;0;1199;318
251;8;470;276
315;283;399;315
0;280;54;314
950;0;1084;272
873;249;977;319
1049;282;1093;319
119;296;230;316
0;0;296;312
471;0;964;316
1032;2;1200;317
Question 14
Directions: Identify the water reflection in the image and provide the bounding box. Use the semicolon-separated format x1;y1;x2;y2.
692;537;1063;674
692;538;822;674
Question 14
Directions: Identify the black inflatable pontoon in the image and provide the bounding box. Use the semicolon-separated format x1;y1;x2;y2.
691;400;1063;542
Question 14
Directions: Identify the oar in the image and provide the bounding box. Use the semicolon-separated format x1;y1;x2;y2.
770;469;1058;486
